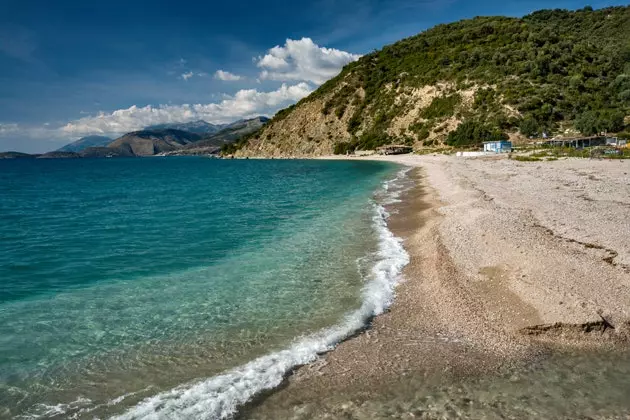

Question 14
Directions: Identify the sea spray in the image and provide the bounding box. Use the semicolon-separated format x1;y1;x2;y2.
113;167;412;420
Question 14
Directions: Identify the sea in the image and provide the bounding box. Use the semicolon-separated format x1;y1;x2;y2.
0;157;409;419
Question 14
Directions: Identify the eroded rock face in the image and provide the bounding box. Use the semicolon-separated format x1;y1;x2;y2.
236;95;356;158
234;78;523;158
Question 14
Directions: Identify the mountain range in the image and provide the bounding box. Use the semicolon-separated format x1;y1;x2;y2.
1;117;268;159
6;117;269;159
144;120;225;135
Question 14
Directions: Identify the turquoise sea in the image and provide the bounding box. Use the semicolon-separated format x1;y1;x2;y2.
0;157;409;419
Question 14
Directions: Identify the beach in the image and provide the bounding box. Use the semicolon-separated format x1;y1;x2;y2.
243;155;630;419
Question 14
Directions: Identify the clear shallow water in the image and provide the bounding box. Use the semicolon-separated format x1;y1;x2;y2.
0;157;404;419
245;348;630;419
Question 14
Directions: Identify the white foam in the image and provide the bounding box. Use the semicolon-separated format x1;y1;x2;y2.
19;397;93;420
111;168;412;420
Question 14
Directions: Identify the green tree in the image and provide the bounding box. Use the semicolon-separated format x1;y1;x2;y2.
446;121;507;146
575;111;600;135
519;116;540;137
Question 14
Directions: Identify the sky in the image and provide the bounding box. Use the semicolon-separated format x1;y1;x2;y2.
0;0;627;153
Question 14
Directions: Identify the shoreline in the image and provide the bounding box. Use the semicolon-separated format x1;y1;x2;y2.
242;154;630;419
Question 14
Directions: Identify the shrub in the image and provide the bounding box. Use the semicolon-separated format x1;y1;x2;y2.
446;120;508;146
519;116;540;137
421;94;461;119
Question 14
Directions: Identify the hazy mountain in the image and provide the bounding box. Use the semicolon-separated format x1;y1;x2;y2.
145;120;225;135
0;151;38;159
169;116;270;155
56;136;112;152
106;129;202;156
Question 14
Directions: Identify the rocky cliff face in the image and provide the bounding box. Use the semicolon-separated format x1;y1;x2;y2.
236;92;357;157
235;81;507;157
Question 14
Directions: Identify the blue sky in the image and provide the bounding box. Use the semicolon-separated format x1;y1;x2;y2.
0;0;627;152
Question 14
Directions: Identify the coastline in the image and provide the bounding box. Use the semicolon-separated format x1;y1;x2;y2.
242;154;630;419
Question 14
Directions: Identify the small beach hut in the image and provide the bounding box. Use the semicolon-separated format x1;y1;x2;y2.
483;140;512;153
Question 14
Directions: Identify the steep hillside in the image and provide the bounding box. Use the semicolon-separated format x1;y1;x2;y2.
236;6;630;157
56;135;112;152
107;129;202;156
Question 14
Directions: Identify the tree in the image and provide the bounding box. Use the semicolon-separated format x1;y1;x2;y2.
519;116;540;137
575;111;600;135
446;120;507;146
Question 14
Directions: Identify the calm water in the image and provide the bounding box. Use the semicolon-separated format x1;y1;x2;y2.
0;157;407;419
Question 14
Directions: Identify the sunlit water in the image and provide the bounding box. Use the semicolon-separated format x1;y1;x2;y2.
0;157;406;419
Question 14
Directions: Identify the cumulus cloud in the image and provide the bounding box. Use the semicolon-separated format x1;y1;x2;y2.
61;83;313;136
214;70;243;81
181;71;194;81
256;37;361;85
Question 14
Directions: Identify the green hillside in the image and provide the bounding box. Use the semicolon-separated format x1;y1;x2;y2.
236;6;630;156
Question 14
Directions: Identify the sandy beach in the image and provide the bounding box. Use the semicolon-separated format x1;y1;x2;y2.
242;154;630;419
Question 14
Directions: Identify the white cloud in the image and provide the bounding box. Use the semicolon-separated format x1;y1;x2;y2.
214;70;243;81
256;37;361;85
61;83;313;136
0;123;19;135
1;37;359;146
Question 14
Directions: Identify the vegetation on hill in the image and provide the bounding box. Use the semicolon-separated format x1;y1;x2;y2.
235;6;630;156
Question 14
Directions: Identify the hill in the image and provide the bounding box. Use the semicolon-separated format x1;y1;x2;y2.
144;120;224;135
37;151;81;159
234;6;630;157
56;135;112;152
107;129;202;156
0;151;37;159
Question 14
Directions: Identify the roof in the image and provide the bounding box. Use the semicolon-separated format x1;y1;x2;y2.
482;140;512;144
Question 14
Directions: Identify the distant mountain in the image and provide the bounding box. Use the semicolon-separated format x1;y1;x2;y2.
0;151;37;159
37;151;81;159
145;120;225;135
107;129;202;156
169;117;270;156
1;117;269;159
79;146;135;158
57;135;112;152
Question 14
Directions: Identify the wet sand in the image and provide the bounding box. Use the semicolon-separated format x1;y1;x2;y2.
242;155;630;419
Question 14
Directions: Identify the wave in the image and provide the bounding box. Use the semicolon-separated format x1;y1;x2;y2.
111;167;412;420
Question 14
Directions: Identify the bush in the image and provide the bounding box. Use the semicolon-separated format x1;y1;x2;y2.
519;116;540;137
421;94;461;119
576;110;626;135
446;120;508;146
